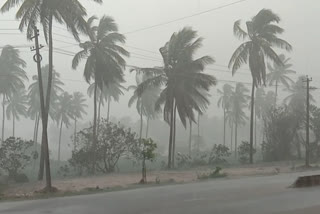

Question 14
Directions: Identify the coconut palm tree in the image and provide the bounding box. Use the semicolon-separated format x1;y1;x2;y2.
6;88;28;137
229;83;249;157
217;83;233;146
134;27;216;168
87;81;125;124
55;92;73;162
0;45;27;142
267;54;296;104
229;9;292;163
70;92;87;148
72;16;129;174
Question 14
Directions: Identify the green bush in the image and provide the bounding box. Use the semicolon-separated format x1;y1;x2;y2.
208;144;231;165
238;141;256;164
197;167;227;180
13;173;29;183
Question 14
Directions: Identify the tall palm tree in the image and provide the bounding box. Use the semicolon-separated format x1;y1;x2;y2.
72;16;129;174
88;81;125;124
128;72;161;144
70;92;87;148
229;83;249;157
217;83;233;146
134;27;216;168
6;88;28;137
267;54;296;104
55;92;73;162
229;9;292;163
1;0;101;190
0;45;27;142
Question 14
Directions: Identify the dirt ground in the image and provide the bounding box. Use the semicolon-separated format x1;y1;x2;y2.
2;162;306;198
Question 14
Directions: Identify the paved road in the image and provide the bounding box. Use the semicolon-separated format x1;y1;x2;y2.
1;171;320;214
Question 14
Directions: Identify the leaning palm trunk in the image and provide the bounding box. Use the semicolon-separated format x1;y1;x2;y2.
58;119;63;162
254;113;257;149
235;119;238;158
223;108;226;146
74;118;77;150
92;75;98;174
139;102;143;143
2;95;5;142
107;98;111;123
172;104;177;168
97;92;103;133
230;123;234;152
145;116;150;138
12;112;15;137
274;80;278;105
249;82;255;164
188;119;192;156
167;100;175;169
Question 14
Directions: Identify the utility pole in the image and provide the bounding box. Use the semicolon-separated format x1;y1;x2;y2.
303;75;312;167
31;24;52;189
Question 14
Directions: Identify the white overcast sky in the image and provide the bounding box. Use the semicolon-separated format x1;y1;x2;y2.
0;0;319;137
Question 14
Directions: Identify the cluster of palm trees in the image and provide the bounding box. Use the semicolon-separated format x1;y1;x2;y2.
0;0;297;188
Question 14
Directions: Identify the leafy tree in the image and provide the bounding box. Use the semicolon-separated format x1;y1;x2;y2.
134;27;216;168
6;88;28;137
55;92;73;162
217;84;233;146
70;92;87;148
229;9;292;163
70;119;138;174
0;46;27;142
267;54;296;104
72;16;129;173
132;138;157;183
262;106;296;161
208;144;231;165
228;83;249;157
238;141;256;164
0;137;33;178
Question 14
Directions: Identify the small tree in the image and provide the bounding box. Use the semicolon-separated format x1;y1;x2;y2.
208;144;231;165
0;137;33;178
132;138;157;183
238;141;256;164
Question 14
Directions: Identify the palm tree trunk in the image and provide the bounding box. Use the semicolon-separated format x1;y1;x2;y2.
223;108;226;146
172;103;177;168
97;91;102;134
12;112;15;138
275;80;278;105
168;100;175;169
254;113;257;149
33;114;39;170
197;112;200;153
92;76;98;174
107;98;111;123
74;118;77;151
2;95;5;142
249;82;255;164
188;119;192;156
145;116;150;138
139;103;143;143
58;119;63;162
235;120;238;158
231;122;234;152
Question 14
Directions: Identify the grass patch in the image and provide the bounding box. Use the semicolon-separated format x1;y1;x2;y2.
197;167;227;180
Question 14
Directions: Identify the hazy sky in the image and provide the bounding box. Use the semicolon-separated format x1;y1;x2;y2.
0;0;320;139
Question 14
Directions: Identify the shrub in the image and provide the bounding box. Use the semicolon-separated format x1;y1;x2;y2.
69;120;139;175
197;167;227;180
0;137;33;178
176;152;208;168
13;173;29;183
208;144;231;165
238;141;256;164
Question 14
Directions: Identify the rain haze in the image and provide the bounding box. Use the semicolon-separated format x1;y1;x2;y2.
1;0;320;213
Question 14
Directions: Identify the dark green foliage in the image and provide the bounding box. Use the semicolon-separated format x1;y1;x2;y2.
262;106;297;161
58;165;71;178
176;152;208;168
13;173;29;183
238;141;256;164
197;167;227;180
69;120;139;174
0;137;33;178
208;144;231;165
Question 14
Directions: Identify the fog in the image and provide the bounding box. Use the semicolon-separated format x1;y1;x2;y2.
0;0;320;158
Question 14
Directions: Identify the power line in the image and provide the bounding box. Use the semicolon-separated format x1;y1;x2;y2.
123;0;248;34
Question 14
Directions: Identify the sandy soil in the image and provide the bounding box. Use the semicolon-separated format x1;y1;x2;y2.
2;163;302;198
